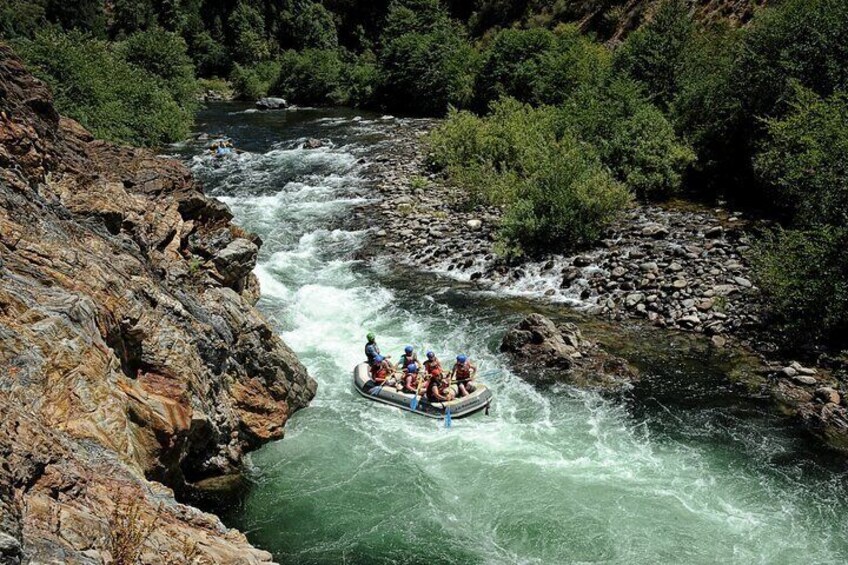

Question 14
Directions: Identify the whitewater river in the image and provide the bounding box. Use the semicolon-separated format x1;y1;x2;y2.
182;104;848;564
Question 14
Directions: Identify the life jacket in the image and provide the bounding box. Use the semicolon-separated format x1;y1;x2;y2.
399;353;416;367
454;361;472;380
371;362;388;382
424;359;441;376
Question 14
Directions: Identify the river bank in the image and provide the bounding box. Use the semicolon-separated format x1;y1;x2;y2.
354;119;848;455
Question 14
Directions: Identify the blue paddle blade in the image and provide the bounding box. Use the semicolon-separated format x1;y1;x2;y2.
370;385;383;396
410;395;419;411
445;407;452;428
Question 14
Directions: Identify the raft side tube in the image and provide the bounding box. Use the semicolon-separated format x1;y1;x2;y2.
352;363;491;419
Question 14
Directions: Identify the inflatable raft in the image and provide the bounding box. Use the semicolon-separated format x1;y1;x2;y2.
353;363;492;419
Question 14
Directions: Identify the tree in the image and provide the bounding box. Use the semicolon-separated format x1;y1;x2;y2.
228;1;272;63
755;88;848;227
612;0;693;109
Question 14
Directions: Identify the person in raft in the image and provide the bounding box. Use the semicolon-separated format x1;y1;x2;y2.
401;363;421;394
423;351;442;378
427;371;455;403
365;332;381;364
370;355;397;387
397;345;419;369
452;354;477;397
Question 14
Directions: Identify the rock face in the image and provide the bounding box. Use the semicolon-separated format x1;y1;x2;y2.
500;314;638;391
0;46;316;563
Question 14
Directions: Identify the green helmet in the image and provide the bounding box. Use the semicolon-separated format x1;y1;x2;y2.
366;332;375;341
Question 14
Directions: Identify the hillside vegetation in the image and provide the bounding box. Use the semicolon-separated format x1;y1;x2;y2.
2;0;846;352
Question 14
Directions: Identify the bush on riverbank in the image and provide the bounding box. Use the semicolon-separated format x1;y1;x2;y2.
229;61;281;101
752;227;848;350
14;29;196;146
428;99;632;256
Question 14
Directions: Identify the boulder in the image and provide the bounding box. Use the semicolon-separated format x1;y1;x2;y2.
815;387;841;405
466;219;483;231
303;137;324;149
255;97;287;110
500;314;579;370
211;238;259;288
793;375;818;386
500;314;638;391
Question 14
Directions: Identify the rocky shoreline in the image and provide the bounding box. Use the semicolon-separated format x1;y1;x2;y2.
1;47;315;563
359;119;848;454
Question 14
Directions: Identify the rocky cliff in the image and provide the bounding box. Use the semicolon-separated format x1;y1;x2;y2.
0;46;316;564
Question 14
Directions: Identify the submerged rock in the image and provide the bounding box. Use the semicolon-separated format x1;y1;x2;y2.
500;314;638;392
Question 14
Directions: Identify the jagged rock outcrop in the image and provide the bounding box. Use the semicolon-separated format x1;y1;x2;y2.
0;46;316;563
500;314;638;391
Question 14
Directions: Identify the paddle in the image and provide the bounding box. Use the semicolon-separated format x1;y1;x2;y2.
445;407;452;428
410;376;424;411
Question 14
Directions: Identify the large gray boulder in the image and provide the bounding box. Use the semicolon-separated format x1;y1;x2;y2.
255;97;287;110
501;314;639;391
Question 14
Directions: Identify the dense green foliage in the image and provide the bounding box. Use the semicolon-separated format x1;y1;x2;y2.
752;227;848;350
429;99;634;256
14;30;196;146
475;25;610;108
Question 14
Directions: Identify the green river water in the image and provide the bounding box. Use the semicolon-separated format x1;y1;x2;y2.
182;104;848;564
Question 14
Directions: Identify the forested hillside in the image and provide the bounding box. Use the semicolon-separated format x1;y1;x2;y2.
2;0;846;354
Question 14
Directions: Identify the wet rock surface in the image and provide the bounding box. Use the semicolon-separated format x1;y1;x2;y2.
500;314;639;392
255;97;287;110
0;47;315;563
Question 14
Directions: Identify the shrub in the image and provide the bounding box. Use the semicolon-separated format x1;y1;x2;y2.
187;30;231;77
755;88;848;227
339;49;379;107
668;24;743;192
558;78;694;200
378;23;477;114
428;99;631;255
230;60;281;100
752;226;848;350
475;25;611;108
16;29;193;146
0;0;46;39
116;28;198;114
474;27;557;106
428;98;558;195
498;136;631;257
734;0;848;122
227;1;273;64
291;2;339;50
274;49;343;104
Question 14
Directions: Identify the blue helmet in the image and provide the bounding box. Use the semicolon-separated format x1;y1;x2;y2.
404;345;414;354
457;354;467;364
407;363;418;373
426;350;435;359
373;355;384;364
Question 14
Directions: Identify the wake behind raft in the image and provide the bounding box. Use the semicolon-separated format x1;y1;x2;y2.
352;363;493;419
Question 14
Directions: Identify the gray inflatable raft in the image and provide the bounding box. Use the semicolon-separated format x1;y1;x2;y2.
353;363;492;419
